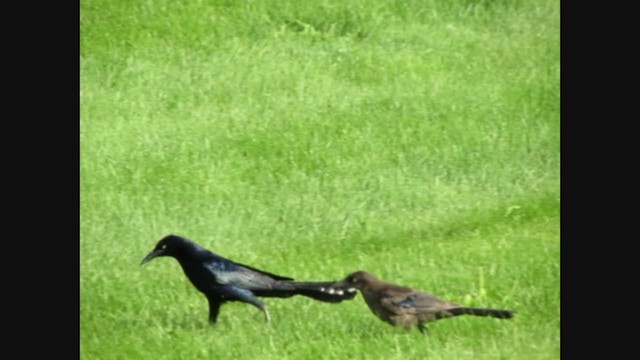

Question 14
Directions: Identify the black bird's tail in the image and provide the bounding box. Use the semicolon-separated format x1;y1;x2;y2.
251;281;357;303
449;307;514;319
292;281;358;302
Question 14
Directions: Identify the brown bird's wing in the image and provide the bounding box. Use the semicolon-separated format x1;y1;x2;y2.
385;291;462;324
369;291;440;328
392;291;460;311
368;284;418;314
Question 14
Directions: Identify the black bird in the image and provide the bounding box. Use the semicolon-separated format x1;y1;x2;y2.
141;235;356;324
336;270;514;333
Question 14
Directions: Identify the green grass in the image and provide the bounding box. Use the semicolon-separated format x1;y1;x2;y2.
81;0;559;358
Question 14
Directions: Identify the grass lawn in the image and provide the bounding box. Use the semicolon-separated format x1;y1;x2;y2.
81;0;559;358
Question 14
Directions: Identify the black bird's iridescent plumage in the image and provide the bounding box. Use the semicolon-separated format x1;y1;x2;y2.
141;235;356;323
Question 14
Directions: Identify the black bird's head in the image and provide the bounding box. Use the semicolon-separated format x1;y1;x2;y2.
141;235;191;265
337;270;379;290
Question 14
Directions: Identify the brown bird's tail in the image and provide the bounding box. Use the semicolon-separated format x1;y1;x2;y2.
449;307;514;319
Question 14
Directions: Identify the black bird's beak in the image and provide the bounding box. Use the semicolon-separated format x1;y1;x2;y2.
141;248;164;265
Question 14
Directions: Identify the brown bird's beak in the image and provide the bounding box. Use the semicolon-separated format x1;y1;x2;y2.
332;279;358;295
140;248;164;265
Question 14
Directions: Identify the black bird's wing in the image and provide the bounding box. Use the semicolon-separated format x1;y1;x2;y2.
199;256;287;314
202;255;292;289
230;261;294;281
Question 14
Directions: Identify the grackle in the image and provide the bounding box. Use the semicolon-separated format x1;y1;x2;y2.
336;270;514;333
141;235;356;324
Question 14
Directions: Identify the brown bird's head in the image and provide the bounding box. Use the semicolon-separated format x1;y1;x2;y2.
337;270;380;290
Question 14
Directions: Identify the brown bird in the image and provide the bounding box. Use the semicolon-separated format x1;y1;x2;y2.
336;270;514;333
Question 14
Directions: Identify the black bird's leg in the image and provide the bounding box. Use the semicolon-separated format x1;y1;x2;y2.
260;304;272;324
206;295;223;324
221;286;272;323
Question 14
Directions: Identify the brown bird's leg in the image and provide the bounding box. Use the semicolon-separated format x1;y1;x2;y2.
417;322;428;334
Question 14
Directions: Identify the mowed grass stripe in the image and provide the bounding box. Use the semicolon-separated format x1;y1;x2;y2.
81;0;559;358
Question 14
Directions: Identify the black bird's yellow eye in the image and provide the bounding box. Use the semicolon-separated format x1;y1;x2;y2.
161;244;167;250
